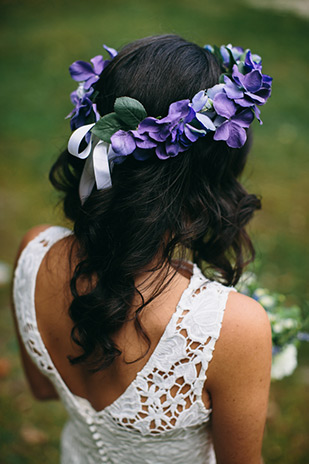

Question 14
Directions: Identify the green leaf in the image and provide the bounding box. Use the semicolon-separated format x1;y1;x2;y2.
219;73;227;84
114;96;147;129
91;113;123;143
240;50;249;62
226;48;237;73
237;62;246;74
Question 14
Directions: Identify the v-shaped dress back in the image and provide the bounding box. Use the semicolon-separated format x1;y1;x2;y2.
13;226;235;464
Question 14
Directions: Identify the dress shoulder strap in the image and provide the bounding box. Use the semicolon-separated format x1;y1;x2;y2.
13;226;72;375
163;268;236;409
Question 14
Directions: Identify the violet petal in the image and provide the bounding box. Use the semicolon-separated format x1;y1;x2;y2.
232;109;254;128
195;113;216;131
191;91;207;112
253;105;262;124
226;122;247;148
223;78;244;99
90;55;104;75
234;97;254;108
69;61;94;81
83;75;100;90
215;121;247;148
155;144;169;160
135;135;157;149
207;84;225;100
160;99;191;124
231;65;245;87
138;117;160;132
111;130;136;155
165;140;181;156
213;120;230;142
213;93;237;118
184;125;201;142
103;44;118;59
243;70;262;93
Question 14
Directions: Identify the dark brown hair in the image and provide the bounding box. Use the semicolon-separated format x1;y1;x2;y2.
50;35;261;370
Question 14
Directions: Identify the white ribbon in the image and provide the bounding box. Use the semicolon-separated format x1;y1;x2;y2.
68;123;114;204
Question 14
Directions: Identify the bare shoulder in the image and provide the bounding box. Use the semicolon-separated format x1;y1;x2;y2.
207;290;272;391
15;225;53;263
222;291;272;345
206;291;272;463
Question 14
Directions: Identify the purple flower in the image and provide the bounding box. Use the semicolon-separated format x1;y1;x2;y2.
244;50;262;72
94;44;272;157
69;45;117;90
215;60;272;128
111;99;210;160
110;130;137;155
69;55;105;90
213;108;254;148
67;45;118;134
227;65;271;107
137;100;197;159
190;91;216;131
220;45;244;69
67;85;100;135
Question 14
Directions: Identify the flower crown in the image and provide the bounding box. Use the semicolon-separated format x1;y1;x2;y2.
67;43;272;202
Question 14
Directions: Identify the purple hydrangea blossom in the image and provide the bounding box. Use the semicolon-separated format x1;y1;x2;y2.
244;50;262;72
77;43;273;158
66;84;100;134
220;44;244;69
227;62;272;107
213;108;254;148
69;45;117;90
111;98;215;160
67;45;118;132
201;49;273;147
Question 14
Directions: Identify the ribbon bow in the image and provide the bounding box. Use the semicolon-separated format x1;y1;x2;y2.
68;123;115;204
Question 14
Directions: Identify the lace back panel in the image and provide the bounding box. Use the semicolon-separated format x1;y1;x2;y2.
13;226;235;464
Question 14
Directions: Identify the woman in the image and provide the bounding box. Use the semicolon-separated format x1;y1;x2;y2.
13;35;272;463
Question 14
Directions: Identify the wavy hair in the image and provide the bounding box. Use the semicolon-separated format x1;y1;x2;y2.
50;35;261;370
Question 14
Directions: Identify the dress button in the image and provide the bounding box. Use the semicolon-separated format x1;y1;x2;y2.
89;425;96;433
93;432;101;440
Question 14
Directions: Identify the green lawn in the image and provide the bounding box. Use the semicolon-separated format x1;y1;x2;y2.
1;0;308;462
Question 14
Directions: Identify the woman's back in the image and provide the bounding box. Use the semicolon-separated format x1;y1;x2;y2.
34;227;199;411
13;35;273;463
14;225;271;463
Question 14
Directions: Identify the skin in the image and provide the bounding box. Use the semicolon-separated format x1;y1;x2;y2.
12;224;272;463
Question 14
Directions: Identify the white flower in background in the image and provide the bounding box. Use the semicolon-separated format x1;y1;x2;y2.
272;318;297;333
254;288;267;298
259;294;276;308
281;318;296;329
271;344;298;380
267;313;276;323
235;270;308;381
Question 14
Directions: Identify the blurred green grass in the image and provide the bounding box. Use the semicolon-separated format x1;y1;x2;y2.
0;0;308;462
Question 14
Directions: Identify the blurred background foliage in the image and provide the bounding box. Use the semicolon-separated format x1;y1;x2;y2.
0;0;308;462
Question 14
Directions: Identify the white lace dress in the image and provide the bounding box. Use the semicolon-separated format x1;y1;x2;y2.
13;226;235;464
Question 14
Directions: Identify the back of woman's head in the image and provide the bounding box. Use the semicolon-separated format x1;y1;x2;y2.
50;35;261;370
